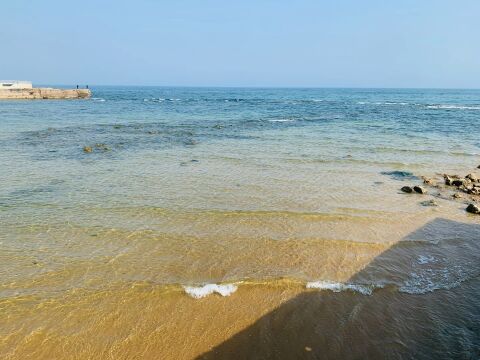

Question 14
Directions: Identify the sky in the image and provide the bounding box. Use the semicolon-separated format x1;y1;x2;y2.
1;0;479;88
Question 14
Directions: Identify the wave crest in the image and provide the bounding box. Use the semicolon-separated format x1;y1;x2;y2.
183;283;238;299
306;280;382;295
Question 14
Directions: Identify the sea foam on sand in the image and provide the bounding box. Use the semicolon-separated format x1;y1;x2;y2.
183;283;238;299
306;281;380;295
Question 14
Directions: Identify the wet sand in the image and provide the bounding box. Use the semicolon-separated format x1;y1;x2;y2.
2;218;479;359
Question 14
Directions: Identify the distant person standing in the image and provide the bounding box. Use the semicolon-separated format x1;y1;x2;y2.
76;85;79;89
86;85;89;89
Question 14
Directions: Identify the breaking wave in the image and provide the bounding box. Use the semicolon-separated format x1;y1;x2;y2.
306;281;382;295
183;283;238;299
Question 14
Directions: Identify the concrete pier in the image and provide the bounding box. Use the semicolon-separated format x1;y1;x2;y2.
0;87;91;99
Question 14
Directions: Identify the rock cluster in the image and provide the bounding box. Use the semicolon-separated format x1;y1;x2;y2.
397;167;480;215
443;173;480;196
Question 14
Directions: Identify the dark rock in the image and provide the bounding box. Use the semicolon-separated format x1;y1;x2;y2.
451;179;465;187
401;186;413;193
413;186;427;194
83;146;93;153
444;174;461;185
466;204;480;214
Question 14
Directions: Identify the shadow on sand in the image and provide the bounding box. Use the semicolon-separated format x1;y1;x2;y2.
198;218;480;359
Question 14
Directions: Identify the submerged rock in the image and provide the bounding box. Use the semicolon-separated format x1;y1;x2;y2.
420;199;438;207
401;186;413;193
382;171;419;181
184;139;198;146
466;204;480;214
413;186;427;194
94;143;110;151
83;146;93;153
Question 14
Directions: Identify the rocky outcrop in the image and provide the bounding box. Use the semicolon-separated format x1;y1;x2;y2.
392;167;480;215
0;88;91;99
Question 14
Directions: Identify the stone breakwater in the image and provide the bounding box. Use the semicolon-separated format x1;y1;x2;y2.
0;88;91;99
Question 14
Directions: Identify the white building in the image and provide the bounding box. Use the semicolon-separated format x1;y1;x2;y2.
0;81;33;89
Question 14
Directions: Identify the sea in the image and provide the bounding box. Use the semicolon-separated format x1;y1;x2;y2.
1;87;479;359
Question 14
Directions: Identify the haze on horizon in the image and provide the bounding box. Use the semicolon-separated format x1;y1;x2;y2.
1;0;479;88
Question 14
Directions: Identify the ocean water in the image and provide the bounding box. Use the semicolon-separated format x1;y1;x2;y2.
1;87;480;359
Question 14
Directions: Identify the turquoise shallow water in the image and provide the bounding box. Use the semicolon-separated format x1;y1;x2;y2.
2;87;480;210
1;86;480;290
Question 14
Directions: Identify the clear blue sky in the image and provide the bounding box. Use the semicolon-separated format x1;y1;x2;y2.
1;0;479;88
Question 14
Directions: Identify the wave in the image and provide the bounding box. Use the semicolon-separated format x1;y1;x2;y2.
183;283;238;299
306;281;382;295
357;101;410;106
356;101;480;110
268;119;296;123
143;98;181;102
180;268;478;299
91;98;106;102
426;104;480;110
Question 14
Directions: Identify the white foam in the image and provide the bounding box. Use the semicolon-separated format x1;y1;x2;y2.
91;98;105;102
417;255;436;265
399;264;475;294
144;98;165;102
268;119;295;122
183;283;238;299
375;102;409;105
426;104;480;110
306;281;380;295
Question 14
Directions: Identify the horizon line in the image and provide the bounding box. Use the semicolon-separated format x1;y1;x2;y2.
34;84;480;91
